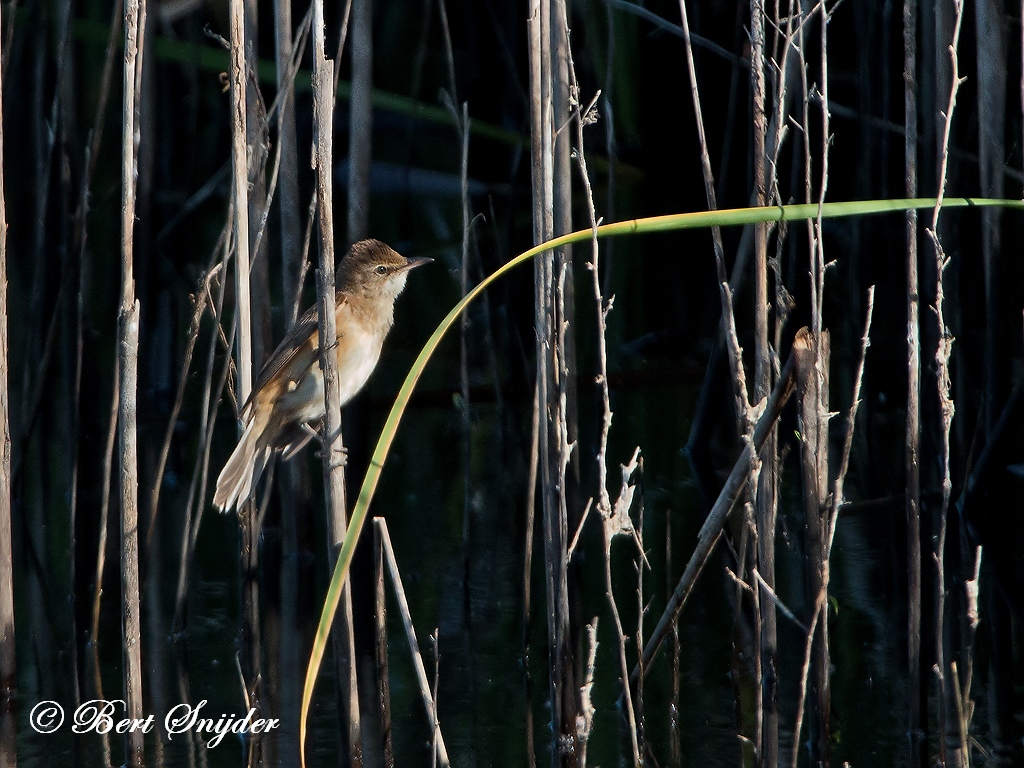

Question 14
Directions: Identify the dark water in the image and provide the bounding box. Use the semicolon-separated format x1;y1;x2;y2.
14;358;1007;768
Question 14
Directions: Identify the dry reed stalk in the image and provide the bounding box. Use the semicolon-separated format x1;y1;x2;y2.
0;3;13;725
119;0;147;760
522;379;540;768
528;0;578;762
795;2;836;760
374;518;451;767
667;509;681;768
228;0;253;405
749;0;779;762
225;5;264;759
562;14;644;759
927;3;964;761
576;619;598;767
903;0;924;762
791;287;875;768
373;523;395;767
311;0;362;760
794;326;831;765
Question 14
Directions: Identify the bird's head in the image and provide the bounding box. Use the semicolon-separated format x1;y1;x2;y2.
339;239;432;302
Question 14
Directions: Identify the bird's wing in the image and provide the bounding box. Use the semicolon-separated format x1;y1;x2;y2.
243;296;350;417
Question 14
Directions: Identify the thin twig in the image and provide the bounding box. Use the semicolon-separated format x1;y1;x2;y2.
374;518;451;767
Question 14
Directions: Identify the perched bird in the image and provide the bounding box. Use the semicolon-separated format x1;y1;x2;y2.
213;239;431;512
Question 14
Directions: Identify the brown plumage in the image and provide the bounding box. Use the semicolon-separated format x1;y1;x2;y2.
213;239;430;512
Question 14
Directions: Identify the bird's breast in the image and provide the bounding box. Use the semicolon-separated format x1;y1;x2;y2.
334;324;385;404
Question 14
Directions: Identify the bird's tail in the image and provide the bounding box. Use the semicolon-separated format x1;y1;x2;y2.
213;407;275;513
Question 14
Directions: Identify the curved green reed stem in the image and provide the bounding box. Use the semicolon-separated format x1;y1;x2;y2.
299;195;1024;766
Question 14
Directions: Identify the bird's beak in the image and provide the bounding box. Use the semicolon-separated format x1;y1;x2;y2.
402;256;433;272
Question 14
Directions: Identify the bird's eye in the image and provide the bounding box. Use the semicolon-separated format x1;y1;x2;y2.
374;265;388;275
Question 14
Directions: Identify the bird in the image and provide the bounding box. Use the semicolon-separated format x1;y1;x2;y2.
213;238;431;512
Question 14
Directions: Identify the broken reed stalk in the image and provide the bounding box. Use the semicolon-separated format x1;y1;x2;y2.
793;326;831;767
904;0;924;760
119;0;147;760
311;0;362;761
373;518;450;767
636;353;796;681
928;2;964;760
0;5;12;721
791;287;875;768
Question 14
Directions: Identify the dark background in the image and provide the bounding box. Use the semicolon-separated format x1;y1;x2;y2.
4;0;1024;765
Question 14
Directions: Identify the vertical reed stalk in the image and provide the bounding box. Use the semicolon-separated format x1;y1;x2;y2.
0;7;13;745
227;1;262;760
528;0;578;762
928;3;964;761
312;0;362;761
903;0;924;763
228;0;253;405
522;379;540;768
119;0;147;761
562;17;642;760
795;326;831;765
373;523;394;767
749;0;778;763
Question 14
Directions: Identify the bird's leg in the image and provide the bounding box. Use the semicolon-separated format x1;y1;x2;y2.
282;423;321;461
